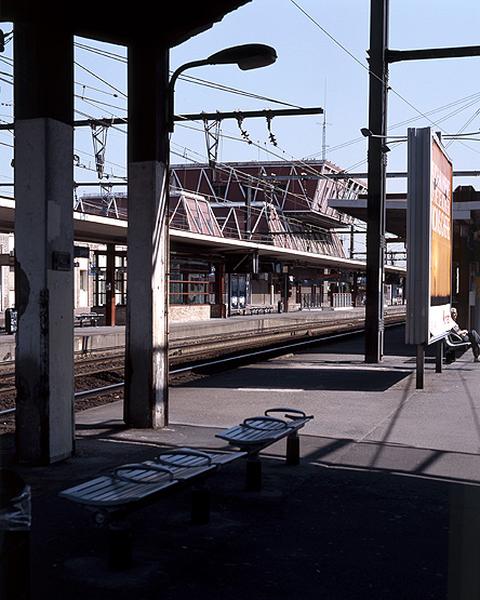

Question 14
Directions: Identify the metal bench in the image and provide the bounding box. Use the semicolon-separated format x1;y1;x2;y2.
248;305;274;315
444;332;471;362
74;312;100;327
60;447;245;568
216;407;314;491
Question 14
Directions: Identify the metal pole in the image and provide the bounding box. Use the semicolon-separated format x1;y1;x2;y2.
436;340;443;373
365;0;389;363
416;344;425;389
105;243;116;326
246;185;252;239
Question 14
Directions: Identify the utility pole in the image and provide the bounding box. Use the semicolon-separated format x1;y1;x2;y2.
363;1;480;363
322;80;328;162
365;0;389;363
322;109;327;162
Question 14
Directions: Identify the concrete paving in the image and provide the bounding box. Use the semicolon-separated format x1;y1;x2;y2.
168;326;480;481
2;324;480;599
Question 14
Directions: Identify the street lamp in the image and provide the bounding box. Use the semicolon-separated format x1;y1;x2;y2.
168;43;277;131
360;127;406;153
360;127;406;140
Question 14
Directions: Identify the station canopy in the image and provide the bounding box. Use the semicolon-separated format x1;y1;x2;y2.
0;0;251;47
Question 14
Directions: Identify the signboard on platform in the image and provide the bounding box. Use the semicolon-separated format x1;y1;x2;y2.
406;127;453;345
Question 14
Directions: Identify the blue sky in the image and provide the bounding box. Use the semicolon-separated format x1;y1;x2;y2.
169;0;480;191
1;0;480;198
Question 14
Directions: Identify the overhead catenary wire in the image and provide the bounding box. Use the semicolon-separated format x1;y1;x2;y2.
288;0;444;129
5;39;480;167
309;89;480;158
74;40;302;109
74;61;127;98
288;0;480;158
74;91;361;200
3;32;480;195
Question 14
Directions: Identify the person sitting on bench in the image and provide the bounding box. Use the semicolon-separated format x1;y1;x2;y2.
450;307;480;362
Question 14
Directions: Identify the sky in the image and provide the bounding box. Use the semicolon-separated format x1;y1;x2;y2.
1;0;480;200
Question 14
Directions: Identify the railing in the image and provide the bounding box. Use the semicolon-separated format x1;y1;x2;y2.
332;293;352;308
301;293;325;309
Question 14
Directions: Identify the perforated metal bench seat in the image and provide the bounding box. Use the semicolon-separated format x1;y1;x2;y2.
444;333;471;349
216;408;313;451
59;447;247;568
60;447;245;509
216;408;314;491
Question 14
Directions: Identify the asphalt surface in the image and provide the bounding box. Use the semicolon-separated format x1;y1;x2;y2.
2;324;480;599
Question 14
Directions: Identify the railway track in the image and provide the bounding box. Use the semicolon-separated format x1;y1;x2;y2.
0;315;405;425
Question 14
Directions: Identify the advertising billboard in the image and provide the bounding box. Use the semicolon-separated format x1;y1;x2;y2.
406;127;453;345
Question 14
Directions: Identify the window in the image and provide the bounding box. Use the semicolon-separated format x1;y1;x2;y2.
93;251;127;306
169;257;213;305
79;270;88;292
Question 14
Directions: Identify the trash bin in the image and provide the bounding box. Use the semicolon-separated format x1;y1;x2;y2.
5;308;18;335
277;300;283;313
0;469;31;600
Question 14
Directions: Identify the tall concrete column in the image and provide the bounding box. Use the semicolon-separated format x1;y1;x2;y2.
14;24;74;464
125;44;169;427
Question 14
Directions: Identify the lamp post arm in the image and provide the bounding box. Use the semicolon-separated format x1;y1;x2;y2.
168;59;209;132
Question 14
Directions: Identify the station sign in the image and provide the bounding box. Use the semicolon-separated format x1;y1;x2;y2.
405;127;453;345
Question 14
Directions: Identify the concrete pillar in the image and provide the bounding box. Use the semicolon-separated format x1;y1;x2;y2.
14;24;74;464
125;44;169;428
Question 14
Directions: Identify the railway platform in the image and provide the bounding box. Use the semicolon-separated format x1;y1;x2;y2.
0;305;405;360
2;325;480;599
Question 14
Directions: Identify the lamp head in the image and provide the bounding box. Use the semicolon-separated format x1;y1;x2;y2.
206;44;277;71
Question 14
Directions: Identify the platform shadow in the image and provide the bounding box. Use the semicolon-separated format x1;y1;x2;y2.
16;427;480;600
182;365;412;392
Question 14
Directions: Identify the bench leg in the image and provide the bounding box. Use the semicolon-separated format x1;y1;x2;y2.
191;486;210;525
107;521;133;570
246;455;262;492
286;433;300;466
81;335;90;355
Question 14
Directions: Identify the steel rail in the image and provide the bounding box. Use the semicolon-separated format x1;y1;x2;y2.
0;319;404;418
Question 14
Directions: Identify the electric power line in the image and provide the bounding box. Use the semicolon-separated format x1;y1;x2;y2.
288;0;480;159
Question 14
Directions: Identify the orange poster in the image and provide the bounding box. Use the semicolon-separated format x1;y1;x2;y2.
430;138;452;307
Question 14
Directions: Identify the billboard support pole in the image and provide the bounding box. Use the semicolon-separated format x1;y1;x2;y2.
416;344;425;389
435;341;443;374
365;0;389;363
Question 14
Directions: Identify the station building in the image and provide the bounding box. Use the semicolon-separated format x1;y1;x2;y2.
0;159;408;325
68;159;406;323
4;160;480;329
